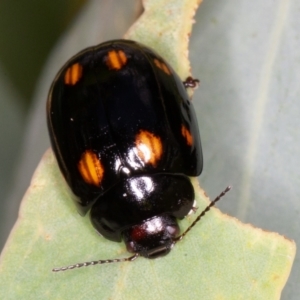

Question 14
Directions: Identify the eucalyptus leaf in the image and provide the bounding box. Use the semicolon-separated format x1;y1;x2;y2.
0;150;295;299
0;0;297;299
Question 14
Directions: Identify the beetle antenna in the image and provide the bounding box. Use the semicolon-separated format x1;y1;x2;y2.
174;186;231;242
52;253;139;272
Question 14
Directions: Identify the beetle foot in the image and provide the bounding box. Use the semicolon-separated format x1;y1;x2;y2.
183;76;200;89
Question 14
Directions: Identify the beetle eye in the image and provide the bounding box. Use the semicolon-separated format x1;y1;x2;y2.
126;241;137;254
166;225;180;237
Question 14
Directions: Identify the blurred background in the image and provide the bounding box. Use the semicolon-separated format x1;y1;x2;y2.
0;0;141;248
0;1;299;299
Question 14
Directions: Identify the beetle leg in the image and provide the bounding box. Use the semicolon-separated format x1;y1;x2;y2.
183;76;200;89
187;200;198;215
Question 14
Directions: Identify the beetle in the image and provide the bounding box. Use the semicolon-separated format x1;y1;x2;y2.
47;39;230;272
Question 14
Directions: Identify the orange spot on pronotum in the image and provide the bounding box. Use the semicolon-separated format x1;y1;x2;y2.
78;150;104;187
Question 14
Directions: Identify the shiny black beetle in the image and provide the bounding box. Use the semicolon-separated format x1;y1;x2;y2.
47;39;229;272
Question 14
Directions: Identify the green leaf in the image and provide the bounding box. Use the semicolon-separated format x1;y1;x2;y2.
0;150;295;299
0;0;296;299
125;0;199;78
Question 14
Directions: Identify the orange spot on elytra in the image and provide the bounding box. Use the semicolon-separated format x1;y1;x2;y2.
135;130;163;167
106;50;127;70
78;150;104;187
64;63;83;85
181;125;193;146
153;58;171;75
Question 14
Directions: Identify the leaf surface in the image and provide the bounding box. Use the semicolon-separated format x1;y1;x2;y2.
0;0;296;299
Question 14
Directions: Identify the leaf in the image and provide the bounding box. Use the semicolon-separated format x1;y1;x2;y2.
125;0;200;78
0;150;295;299
0;0;297;299
189;2;300;299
